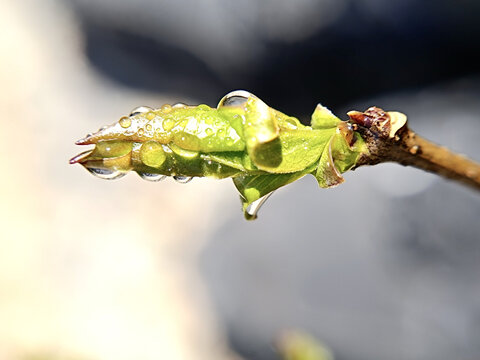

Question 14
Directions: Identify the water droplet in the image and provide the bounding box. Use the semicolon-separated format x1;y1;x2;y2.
140;141;166;167
205;128;213;136
225;137;234;146
172;103;186;109
217;90;253;108
137;172;167;182
146;123;153;131
130;106;152;116
87;167;126;180
285;117;299;129
162;118;175;131
146;112;155;120
173;176;193;184
119;116;131;128
197;104;210;111
138;128;145;136
161;104;172;113
245;192;274;219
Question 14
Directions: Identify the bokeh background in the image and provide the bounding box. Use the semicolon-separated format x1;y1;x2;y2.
1;0;480;359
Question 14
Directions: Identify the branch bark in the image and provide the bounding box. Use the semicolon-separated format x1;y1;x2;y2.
350;108;480;192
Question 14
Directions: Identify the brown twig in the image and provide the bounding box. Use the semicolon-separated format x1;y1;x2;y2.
349;107;480;192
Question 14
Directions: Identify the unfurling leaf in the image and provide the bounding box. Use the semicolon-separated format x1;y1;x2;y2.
71;90;372;219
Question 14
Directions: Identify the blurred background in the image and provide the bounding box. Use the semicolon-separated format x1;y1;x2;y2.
1;0;480;359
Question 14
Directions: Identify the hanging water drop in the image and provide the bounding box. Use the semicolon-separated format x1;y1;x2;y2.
245;192;274;220
130;106;153;116
137;172;167;182
173;176;193;184
87;167;126;180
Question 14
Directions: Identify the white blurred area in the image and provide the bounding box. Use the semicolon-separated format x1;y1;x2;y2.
0;1;238;359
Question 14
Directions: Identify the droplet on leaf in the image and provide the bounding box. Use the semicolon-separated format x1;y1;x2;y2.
137;172;167;182
87;167;126;180
217;90;253;108
130;106;153;116
172;103;187;109
173;176;193;184
161;104;173;113
119;116;132;128
162;118;175;131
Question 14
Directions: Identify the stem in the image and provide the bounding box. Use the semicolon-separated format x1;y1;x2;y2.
355;125;480;192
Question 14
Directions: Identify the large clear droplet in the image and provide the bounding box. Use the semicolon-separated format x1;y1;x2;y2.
87;167;126;180
130;106;153;116
245;191;274;219
137;172;167;182
217;90;254;109
173;176;193;184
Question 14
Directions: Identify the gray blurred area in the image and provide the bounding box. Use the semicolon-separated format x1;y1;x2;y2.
200;84;480;360
2;0;480;359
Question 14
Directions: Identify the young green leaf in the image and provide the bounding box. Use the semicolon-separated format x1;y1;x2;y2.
71;90;369;219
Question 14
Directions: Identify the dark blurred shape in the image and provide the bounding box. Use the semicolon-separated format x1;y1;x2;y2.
82;22;225;103
70;0;480;117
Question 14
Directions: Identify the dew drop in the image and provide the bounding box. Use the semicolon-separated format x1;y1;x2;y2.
217;90;253;108
285;117;299;129
205;128;213;136
173;176;193;184
197;104;210;111
119;116;131;128
87;167;126;180
146;112;155;120
137;172;167;182
162;118;175;131
138;128;145;136
161;104;172;113
146;123;153;131
172;103;187;109
130;106;152;116
245;192;274;219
